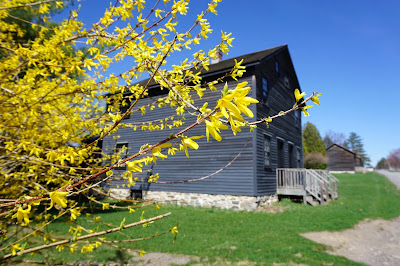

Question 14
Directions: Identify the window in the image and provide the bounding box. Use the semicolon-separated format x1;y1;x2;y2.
283;75;289;88
114;143;128;169
275;61;280;75
294;109;300;128
296;147;301;168
288;143;294;168
264;135;271;167
277;139;285;168
262;77;268;104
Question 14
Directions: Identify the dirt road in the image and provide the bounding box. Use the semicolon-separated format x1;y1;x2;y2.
376;170;400;189
302;170;400;266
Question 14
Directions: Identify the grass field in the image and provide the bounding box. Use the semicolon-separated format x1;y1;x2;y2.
10;172;400;265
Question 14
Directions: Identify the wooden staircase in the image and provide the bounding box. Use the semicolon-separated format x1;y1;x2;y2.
276;168;339;205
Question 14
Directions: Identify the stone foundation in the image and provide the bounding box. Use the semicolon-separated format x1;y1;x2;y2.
329;170;355;174
143;191;278;211
109;188;131;199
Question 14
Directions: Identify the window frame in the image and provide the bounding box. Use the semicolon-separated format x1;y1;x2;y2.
261;76;269;105
277;138;285;168
283;75;290;88
288;142;294;168
296;146;301;168
114;142;129;170
294;109;300;128
275;61;280;76
263;134;271;168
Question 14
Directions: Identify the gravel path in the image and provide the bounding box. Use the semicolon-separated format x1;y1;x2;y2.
302;170;400;266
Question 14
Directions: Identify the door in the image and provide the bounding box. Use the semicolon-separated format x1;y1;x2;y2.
288;144;294;168
277;139;285;168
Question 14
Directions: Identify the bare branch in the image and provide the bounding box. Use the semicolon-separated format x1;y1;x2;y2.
2;212;171;259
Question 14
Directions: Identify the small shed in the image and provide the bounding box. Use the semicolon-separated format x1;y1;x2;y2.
326;144;362;172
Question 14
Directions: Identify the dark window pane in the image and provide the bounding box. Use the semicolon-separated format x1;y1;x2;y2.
262;77;268;104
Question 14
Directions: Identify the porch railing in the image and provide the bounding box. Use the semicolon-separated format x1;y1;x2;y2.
276;168;339;204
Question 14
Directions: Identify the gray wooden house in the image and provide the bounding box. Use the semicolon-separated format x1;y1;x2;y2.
326;144;363;172
103;45;305;209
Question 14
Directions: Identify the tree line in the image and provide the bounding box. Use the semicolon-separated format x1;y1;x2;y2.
302;122;370;169
376;149;400;170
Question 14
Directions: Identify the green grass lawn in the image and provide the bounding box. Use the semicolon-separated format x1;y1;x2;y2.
9;172;400;265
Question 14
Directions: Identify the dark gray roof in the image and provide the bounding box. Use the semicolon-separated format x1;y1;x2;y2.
138;44;287;88
206;44;287;74
326;143;361;159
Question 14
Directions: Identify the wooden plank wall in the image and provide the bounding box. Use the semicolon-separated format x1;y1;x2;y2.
326;145;356;171
103;76;257;196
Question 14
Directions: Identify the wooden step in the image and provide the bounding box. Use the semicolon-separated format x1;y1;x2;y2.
306;195;319;206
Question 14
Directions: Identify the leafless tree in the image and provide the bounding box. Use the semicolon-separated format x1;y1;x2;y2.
387;148;400;170
324;130;347;147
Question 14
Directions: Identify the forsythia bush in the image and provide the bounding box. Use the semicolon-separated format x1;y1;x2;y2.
0;0;319;263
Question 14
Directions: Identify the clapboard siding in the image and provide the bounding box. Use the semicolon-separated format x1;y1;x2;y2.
103;76;257;196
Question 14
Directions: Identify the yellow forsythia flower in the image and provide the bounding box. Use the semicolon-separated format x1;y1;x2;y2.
12;205;31;225
300;105;313;117
47;191;69;210
69;243;77;253
180;136;203;158
311;93;322;105
294;89;306;102
102;203;110;210
11;243;22;255
171;226;178;236
81;244;94;253
139;250;146;257
151;143;172;164
126;160;143;172
205;116;228;142
70;207;81;221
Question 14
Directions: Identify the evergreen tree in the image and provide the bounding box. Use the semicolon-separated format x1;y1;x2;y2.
345;132;370;165
376;158;389;169
302;122;326;155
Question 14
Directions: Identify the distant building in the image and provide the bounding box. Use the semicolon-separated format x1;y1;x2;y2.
326;144;363;172
103;45;305;210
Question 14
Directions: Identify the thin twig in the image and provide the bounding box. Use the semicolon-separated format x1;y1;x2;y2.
2;212;171;259
0;0;57;10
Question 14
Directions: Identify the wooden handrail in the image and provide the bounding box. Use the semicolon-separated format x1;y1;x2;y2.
276;168;339;203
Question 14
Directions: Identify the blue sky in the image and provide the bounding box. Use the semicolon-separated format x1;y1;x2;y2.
62;0;399;166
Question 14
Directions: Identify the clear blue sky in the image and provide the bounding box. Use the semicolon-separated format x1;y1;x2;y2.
62;0;400;166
